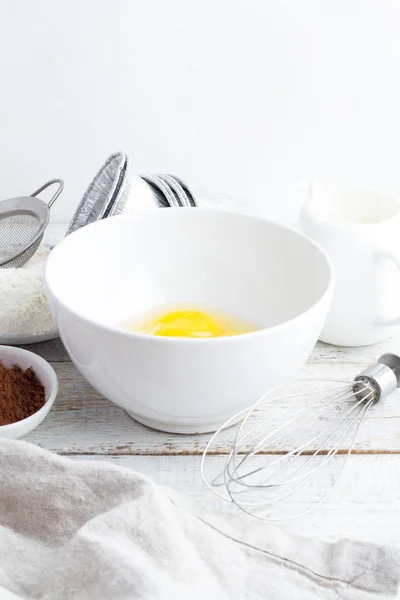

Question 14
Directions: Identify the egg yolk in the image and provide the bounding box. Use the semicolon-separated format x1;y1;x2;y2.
138;309;244;338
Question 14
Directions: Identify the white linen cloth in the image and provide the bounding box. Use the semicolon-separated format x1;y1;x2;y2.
0;439;398;599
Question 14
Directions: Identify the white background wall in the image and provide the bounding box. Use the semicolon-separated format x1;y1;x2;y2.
1;0;400;223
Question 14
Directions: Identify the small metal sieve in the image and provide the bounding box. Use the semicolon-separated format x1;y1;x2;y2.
0;179;64;268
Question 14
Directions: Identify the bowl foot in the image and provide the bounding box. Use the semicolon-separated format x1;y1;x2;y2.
125;410;242;434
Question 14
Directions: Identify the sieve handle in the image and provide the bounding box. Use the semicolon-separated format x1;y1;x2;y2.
31;179;64;209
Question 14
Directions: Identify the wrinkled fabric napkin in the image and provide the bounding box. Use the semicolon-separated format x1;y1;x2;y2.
0;439;399;599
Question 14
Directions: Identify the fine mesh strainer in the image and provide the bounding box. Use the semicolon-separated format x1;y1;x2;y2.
0;179;64;268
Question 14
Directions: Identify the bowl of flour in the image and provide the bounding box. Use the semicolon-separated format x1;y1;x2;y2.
0;245;57;345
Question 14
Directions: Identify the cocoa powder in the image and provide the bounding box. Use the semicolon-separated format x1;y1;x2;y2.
0;362;45;426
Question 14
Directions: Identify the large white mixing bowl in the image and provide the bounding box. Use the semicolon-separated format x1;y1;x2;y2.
45;209;334;433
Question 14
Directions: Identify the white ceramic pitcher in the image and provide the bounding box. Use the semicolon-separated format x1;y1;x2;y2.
299;181;400;346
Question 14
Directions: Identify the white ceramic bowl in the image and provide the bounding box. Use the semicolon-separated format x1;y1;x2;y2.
45;209;334;433
0;346;58;438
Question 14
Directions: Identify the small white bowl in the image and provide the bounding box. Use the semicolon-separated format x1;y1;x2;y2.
0;346;58;439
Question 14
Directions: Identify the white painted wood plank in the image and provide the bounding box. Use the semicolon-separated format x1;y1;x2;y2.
70;453;400;547
27;328;400;369
311;337;400;365
26;361;400;455
29;336;400;366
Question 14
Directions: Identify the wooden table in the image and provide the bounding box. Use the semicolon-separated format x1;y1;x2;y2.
24;336;400;547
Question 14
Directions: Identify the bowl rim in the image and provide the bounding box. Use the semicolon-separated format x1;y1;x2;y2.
45;208;335;345
0;346;58;432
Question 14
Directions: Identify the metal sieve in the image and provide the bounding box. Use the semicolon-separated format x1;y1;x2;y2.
0;179;64;268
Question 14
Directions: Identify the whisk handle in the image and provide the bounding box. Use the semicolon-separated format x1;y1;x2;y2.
378;354;400;387
354;354;400;402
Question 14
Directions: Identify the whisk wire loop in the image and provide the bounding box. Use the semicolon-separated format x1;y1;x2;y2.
228;383;372;484
225;390;374;499
225;399;374;521
200;369;389;520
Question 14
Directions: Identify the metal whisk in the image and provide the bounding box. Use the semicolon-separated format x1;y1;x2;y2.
201;353;400;521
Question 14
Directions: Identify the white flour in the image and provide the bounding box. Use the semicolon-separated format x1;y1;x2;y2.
0;246;56;337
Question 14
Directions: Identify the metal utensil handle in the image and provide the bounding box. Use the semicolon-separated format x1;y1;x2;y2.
378;354;400;387
354;353;400;403
31;178;64;209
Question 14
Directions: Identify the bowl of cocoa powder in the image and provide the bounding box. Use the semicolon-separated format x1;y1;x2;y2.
0;346;58;438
